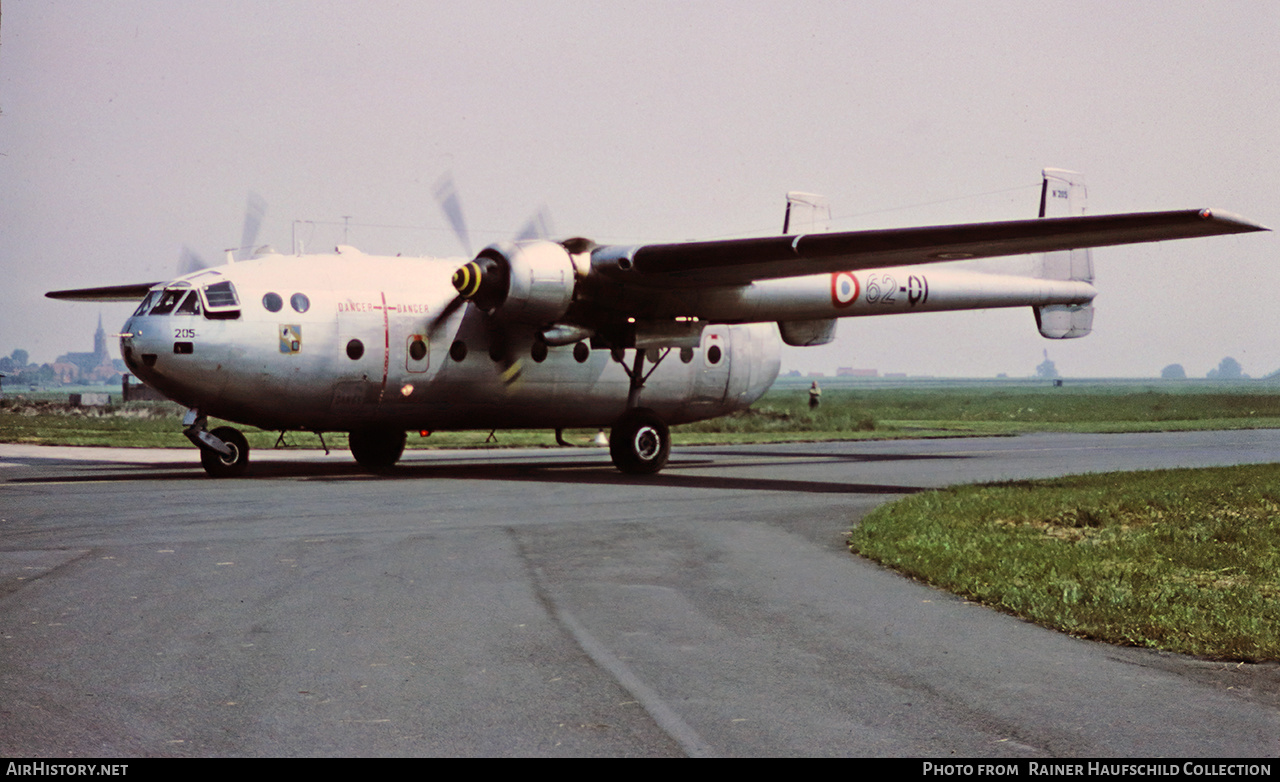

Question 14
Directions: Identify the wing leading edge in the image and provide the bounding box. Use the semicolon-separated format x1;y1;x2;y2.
46;282;162;302
594;209;1267;288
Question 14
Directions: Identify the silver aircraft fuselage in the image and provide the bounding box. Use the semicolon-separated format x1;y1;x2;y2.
119;250;783;434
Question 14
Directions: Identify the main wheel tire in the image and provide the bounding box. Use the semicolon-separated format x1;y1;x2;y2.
199;426;250;478
609;409;670;475
349;429;407;472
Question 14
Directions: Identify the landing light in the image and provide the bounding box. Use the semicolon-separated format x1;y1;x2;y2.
400;384;414;397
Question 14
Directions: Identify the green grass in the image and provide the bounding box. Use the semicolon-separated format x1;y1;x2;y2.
4;381;1280;448
677;382;1280;443
849;464;1280;660
0;400;580;451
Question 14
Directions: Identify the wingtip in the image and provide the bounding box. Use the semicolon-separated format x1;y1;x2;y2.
1198;209;1270;232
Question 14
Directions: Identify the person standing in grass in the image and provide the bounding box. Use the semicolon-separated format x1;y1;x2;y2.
809;380;821;409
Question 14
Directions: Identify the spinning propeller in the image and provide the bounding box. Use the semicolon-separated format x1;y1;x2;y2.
237;192;268;260
176;192;268;274
427;176;569;389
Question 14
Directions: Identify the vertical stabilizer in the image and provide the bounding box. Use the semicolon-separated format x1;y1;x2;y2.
1038;169;1094;283
779;192;838;346
782;192;831;234
1035;169;1094;338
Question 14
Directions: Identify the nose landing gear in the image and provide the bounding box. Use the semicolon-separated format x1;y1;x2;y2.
183;409;250;477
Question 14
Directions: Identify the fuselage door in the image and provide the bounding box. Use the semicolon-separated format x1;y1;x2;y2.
332;292;389;414
405;334;429;373
693;326;731;403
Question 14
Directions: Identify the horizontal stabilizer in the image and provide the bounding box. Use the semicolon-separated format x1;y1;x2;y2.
778;318;839;346
1035;303;1094;339
46;282;160;302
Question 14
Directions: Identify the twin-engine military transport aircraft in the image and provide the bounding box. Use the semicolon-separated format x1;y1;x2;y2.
48;170;1267;477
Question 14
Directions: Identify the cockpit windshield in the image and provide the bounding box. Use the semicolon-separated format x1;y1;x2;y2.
133;280;236;319
132;290;161;317
149;289;188;316
175;291;202;315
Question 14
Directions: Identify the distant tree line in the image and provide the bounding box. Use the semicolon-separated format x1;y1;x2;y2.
1161;357;1249;380
0;349;30;372
0;349;56;387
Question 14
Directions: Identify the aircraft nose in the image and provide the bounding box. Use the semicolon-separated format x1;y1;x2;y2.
119;317;165;377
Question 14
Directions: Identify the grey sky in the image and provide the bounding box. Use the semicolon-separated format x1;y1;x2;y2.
2;1;1276;378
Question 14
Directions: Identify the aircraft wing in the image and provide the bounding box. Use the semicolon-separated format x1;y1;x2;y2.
46;282;161;302
602;209;1267;288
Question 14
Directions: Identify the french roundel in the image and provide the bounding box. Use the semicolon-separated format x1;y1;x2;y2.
831;272;859;308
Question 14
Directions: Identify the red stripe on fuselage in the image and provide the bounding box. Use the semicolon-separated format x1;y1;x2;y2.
379;292;390;401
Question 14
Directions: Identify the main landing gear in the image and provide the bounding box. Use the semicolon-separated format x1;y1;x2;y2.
609;408;671;474
606;345;673;475
184;410;250;478
348;428;407;472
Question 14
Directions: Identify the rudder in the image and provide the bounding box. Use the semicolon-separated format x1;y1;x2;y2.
1035;168;1094;338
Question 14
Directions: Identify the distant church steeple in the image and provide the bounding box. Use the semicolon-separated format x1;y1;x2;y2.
55;312;119;384
93;313;107;360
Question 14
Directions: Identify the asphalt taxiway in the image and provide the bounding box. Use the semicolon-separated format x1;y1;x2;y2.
2;431;1278;756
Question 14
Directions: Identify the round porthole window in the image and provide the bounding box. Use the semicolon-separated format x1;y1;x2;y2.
450;340;468;362
291;293;310;313
262;292;283;312
409;338;427;361
346;339;364;360
707;345;722;365
531;341;548;363
573;342;590;363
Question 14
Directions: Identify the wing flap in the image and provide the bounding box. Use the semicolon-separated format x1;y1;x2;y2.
612;209;1267;287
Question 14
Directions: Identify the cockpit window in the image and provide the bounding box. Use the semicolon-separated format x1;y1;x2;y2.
201;280;241;319
175;291;202;315
149;289;187;316
133;290;160;317
203;281;238;307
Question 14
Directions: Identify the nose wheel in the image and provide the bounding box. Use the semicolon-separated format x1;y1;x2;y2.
183;409;250;477
609;408;670;475
199;426;250;477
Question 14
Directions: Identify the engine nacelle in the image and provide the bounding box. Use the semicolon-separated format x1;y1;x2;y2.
454;240;577;324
